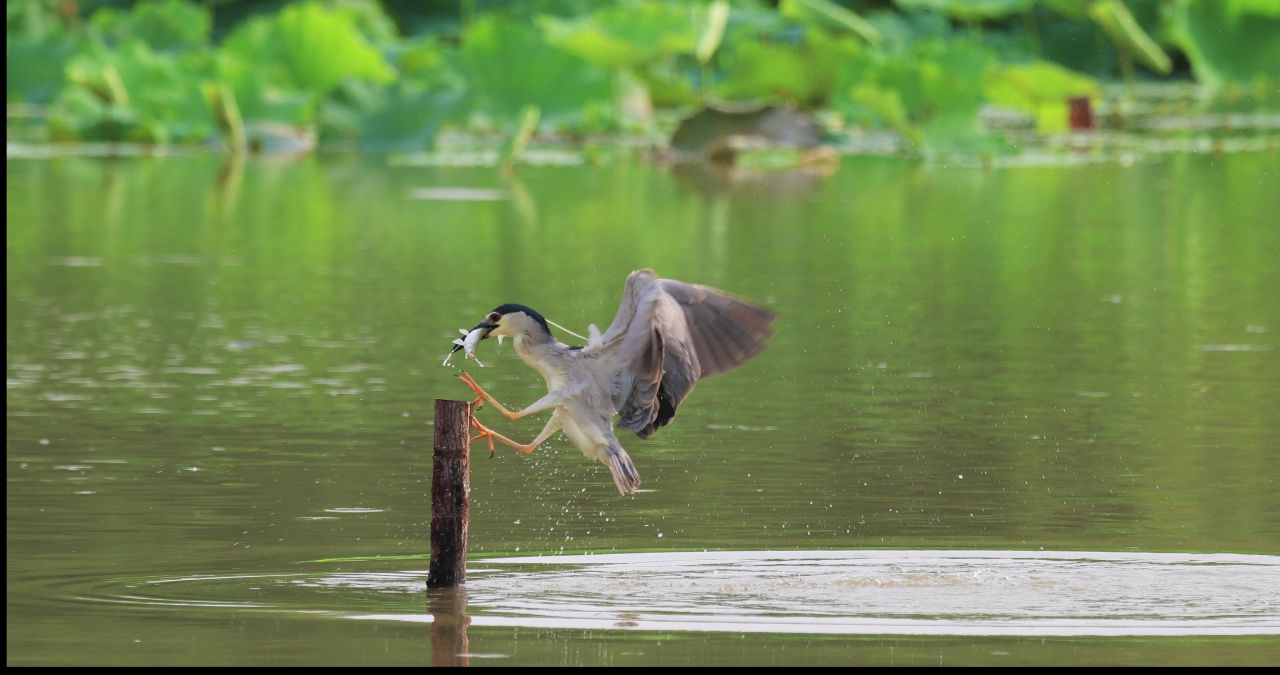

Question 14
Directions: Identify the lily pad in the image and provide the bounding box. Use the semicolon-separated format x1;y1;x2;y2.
1172;0;1280;87
456;15;612;128
52;39;213;143
87;0;210;52
538;1;697;69
719;28;862;108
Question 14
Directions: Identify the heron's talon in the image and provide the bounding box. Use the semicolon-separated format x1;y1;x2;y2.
469;414;502;458
457;372;489;402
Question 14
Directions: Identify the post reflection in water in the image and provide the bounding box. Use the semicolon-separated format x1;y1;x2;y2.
427;587;471;667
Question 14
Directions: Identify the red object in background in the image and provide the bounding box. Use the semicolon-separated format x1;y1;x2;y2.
1069;96;1096;130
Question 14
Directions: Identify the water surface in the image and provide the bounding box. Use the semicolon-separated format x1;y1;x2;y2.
7;152;1280;665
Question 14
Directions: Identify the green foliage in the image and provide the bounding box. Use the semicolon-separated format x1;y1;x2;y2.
780;0;881;45
1172;0;1280;88
396;37;451;83
7;0;77;104
502;104;542;168
456;15;612;128
204;81;245;151
838;38;1000;155
535;0;729;113
319;80;459;150
222;2;394;94
850;81;913;139
8;34;77;104
1088;0;1172;75
538;1;697;69
87;0;211;52
52;39;214;143
330;0;402;46
7;0;1280;153
983;60;1100;131
214;1;400;135
215;21;313;127
719;28;862;108
635;62;700;108
1039;0;1091;20
863;10;953;56
1227;0;1280;17
696;0;731;65
894;0;1037;21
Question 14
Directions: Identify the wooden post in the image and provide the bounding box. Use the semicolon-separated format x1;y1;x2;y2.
1069;96;1096;131
427;399;470;588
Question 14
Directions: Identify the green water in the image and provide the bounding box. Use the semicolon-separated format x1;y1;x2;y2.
6;152;1280;665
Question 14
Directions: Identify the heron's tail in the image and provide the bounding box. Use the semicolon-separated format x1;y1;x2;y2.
603;442;641;496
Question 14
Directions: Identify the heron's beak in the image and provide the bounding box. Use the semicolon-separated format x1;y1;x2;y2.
472;319;499;340
476;320;506;347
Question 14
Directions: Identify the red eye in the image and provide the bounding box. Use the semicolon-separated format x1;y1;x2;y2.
488;313;500;323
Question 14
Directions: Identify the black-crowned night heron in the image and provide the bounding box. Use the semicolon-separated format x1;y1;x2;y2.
451;269;776;495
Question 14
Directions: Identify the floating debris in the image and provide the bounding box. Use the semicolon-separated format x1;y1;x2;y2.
410;187;509;202
1200;344;1269;352
50;257;103;267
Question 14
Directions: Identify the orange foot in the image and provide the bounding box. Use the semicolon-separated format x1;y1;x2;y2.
468;413;534;457
457;371;520;421
469;412;498;457
458;372;486;410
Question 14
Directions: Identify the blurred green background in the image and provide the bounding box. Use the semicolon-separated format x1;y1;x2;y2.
7;0;1280;157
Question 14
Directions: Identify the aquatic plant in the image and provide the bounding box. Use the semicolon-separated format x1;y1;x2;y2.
5;0;1277;155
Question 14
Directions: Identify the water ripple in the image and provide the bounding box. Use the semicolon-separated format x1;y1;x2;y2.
34;550;1280;637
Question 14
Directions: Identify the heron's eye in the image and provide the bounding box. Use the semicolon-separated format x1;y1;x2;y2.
488;312;501;323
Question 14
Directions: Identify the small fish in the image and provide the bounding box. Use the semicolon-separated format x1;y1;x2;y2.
442;327;487;367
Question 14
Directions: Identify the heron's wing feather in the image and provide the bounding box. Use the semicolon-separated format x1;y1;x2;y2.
657;279;777;379
615;292;700;436
584;268;660;357
592;270;776;438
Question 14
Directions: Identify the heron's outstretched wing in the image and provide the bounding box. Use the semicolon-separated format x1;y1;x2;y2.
586;269;776;438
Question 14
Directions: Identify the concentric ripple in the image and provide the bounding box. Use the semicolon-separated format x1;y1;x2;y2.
74;550;1280;637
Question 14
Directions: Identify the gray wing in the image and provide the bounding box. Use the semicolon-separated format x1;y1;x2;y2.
587;269;777;438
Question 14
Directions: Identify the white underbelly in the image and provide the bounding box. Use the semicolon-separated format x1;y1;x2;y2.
557;406;608;462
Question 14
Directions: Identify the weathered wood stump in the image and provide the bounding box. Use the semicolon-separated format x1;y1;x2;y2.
427;399;470;588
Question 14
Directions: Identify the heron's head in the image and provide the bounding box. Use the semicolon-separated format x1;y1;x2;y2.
471;304;553;343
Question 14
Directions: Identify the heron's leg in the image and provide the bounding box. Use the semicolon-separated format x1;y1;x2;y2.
470;410;562;457
519;412;563;455
457;372;565;422
457;371;498;412
468;415;521;458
